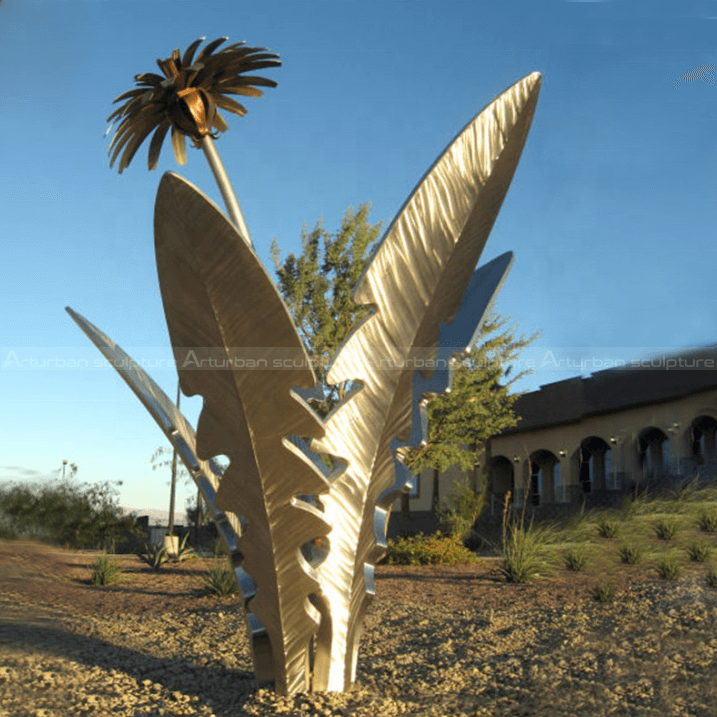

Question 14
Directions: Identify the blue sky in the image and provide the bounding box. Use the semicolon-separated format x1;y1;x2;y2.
1;0;716;518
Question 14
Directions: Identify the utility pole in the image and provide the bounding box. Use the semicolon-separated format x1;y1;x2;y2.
165;382;180;557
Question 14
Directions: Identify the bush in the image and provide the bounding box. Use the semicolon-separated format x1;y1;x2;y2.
591;581;616;603
384;531;477;566
138;543;168;571
654;518;678;541
687;542;712;563
499;504;547;584
656;557;681;580
0;478;143;551
597;519;619;539
706;568;717;589
0;520;18;540
212;537;229;557
564;547;588;572
618;544;643;565
203;561;238;598
174;531;197;563
91;551;122;586
698;510;717;533
463;529;484;553
436;480;485;544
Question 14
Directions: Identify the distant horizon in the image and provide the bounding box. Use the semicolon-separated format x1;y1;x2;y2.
122;506;188;527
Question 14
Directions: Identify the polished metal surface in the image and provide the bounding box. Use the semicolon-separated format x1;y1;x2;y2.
71;70;541;696
63;308;270;671
107;37;280;173
64;308;241;542
310;72;541;690
387;250;515;546
154;172;330;695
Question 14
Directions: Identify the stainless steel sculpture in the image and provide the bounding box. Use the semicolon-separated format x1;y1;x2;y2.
69;68;541;695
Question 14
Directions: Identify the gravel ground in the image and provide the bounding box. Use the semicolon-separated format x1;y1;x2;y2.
3;577;717;717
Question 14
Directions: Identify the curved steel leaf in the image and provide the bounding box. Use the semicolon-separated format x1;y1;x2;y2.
311;72;542;690
154;172;330;695
383;250;515;546
64;307;244;550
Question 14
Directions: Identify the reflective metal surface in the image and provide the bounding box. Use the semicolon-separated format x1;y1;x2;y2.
310;72;541;690
107;37;280;172
63;309;268;662
71;71;541;696
154;172;330;695
387;250;515;548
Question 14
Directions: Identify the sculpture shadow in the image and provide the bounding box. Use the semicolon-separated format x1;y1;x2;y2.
0;617;257;712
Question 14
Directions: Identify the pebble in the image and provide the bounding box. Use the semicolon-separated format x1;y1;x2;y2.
2;577;717;715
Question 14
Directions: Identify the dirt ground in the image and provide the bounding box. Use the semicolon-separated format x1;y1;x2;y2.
4;540;717;716
0;539;696;618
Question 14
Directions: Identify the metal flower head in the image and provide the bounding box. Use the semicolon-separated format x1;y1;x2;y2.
107;37;281;173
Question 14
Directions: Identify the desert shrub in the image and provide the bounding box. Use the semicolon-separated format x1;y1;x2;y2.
618;544;644;565
91;551;122;586
212;537;229;557
385;531;477;566
174;531;197;562
203;562;238;598
687;542;712;563
0;517;18;540
656;557;681;580
499;502;547;584
463;529;484;553
591;581;616;603
564;547;588;572
706;568;717;589
698;510;717;533
597;519;619;539
138;543;168;571
0;478;142;550
654;518;678;541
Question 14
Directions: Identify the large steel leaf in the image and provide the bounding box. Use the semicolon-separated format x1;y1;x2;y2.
310;72;542;690
154;172;330;695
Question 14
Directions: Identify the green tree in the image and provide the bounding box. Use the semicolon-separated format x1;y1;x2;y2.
0;474;140;550
272;205;538;521
401;312;539;513
271;203;383;416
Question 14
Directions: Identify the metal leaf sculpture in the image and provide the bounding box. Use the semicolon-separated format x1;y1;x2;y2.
64;308;242;545
154;172;330;695
108;37;280;172
69;70;542;696
388;250;515;554
63;308;261;647
309;72;541;690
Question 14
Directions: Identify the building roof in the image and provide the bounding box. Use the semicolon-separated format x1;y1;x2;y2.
500;345;717;435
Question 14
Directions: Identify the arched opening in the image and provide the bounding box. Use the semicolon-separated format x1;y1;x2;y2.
638;427;669;478
579;436;611;493
529;449;559;506
691;415;717;477
490;455;514;494
489;456;520;515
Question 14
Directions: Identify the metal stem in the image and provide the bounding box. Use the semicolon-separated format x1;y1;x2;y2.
168;382;180;537
200;136;253;247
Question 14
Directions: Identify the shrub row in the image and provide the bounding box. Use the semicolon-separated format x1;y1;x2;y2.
384;531;477;566
0;479;143;551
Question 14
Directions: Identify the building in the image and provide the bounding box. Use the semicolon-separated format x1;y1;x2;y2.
392;346;717;532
